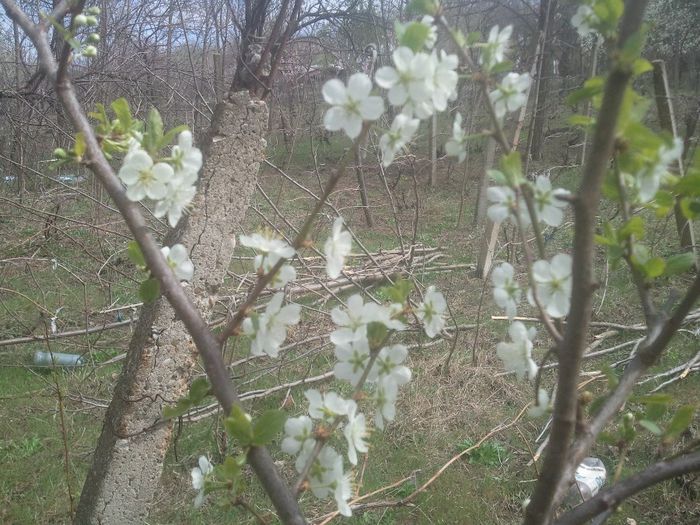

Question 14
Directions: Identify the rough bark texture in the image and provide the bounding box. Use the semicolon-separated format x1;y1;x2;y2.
75;92;268;524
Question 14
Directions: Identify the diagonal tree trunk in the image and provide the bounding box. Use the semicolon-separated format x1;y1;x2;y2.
75;91;268;524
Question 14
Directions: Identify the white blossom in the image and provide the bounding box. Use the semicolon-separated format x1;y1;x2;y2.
242;292;301;358
375;344;412;386
637;138;683;203
373;378;398;430
528;388;550;418
375;47;433;115
533;175;570;227
343;400;369;465
487;186;530;225
445;112;468;162
334;336;373;386
330;295;404;345
429;50;459;112
325;217;353;278
305;389;350;420
528;253;573;318
171;130;202;185
161;244;194;281
281;415;314;455
191;455;213;507
153;179;196;227
298;443;349;515
416;286;447;338
491;262;521;320
334;473;353;517
572;5;599;39
480;25;512;71
240;232;295;265
496;321;538;381
489;72;530;120
118;149;173;202
379;114;420;167
322;73;384;139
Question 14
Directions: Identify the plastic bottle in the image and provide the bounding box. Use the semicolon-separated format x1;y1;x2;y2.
565;457;607;505
33;351;85;367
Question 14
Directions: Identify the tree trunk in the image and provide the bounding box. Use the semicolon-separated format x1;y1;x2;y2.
75;92;268;524
528;0;557;163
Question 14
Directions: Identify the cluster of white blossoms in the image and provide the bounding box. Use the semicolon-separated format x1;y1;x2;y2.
321;16;461;168
479;25;512;72
190;455;213;507
571;3;600;40
489;72;531;121
118;130;201;283
487;174;570;229
119;130;202;228
241;217;354;357
280;287;446;515
635;137;683;204
446;26;530;163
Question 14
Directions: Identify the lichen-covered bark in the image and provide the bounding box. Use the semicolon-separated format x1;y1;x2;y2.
75;92;268;524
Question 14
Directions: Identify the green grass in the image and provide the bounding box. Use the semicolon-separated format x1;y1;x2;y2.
2;130;700;524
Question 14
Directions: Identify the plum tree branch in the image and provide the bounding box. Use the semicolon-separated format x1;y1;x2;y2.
0;1;306;522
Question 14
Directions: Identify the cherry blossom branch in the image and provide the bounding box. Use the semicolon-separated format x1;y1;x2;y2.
524;2;650;523
436;14;511;152
0;2;306;522
217;124;370;343
293;329;393;494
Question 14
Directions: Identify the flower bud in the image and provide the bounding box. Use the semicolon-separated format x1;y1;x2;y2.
53;148;68;158
85;16;98;26
87;33;100;44
73;14;87;26
86;6;101;15
83;45;97;57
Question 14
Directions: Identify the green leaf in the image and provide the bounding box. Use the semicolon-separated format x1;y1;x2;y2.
602;364;619;389
163;398;192;419
466;31;482;45
139;277;161;303
406;0;439;15
639;419;663;436
488;169;507;185
489;60;514;75
568;115;595;127
367;321;388;350
399;22;430;52
161;125;189;148
632;58;653;76
619;216;644;240
219;455;243;481
567;76;604;106
665;252;695;276
663;405;696;445
143;107;164;154
676;175;700;197
680;197;700;219
74;133;86;158
252;410;287;446
500;152;523;186
127;241;146;268
225;405;254;446
189;377;210;403
382;277;413;304
111;98;132;129
643;257;666;279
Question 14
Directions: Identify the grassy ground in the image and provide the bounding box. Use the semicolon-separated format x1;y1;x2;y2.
1;128;699;524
